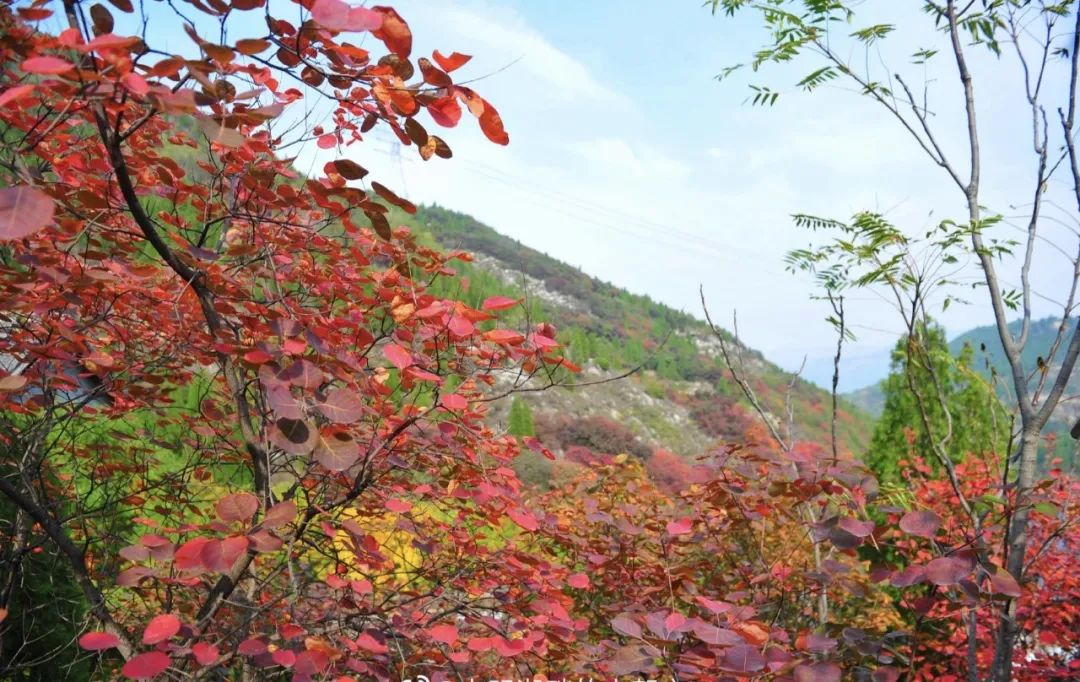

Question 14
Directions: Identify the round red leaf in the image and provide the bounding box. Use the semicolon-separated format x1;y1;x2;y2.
142;613;180;645
215;492;259;522
0;186;54;240
122;651;171;679
79;631;121;651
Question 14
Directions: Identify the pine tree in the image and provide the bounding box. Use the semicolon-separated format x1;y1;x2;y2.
508;397;535;437
867;321;1009;484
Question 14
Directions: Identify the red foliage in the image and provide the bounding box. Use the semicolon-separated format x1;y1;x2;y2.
534;413;652;460
687;393;756;441
564;444;613;467
898;458;1080;680
0;2;574;678
1;2;1076;680
645;448;695;493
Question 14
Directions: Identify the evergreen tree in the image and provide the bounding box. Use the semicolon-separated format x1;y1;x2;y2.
508;397;535;437
867;321;1009;483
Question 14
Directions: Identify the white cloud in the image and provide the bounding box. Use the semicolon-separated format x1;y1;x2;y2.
432;4;627;106
706;147;737;164
575;137;692;182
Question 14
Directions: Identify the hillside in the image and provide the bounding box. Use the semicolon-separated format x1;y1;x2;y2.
391;204;874;484
846;317;1078;471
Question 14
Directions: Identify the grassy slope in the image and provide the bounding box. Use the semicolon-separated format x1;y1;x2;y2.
397;204;874;459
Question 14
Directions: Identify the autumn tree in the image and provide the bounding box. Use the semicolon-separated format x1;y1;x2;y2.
0;0;588;678
714;1;1080;678
868;320;1009;484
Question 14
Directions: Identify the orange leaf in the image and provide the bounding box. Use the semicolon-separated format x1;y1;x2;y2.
236;38;271;55
432;50;471;73
371;6;412;57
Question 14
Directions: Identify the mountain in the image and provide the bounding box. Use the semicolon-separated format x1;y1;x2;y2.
845;317;1078;471
390;204;874;485
949;317;1068;381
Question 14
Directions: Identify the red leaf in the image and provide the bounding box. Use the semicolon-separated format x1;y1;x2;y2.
201;536;248;572
314;430;360;471
447;315;474;337
79;631;121;651
428;624;458;645
433;50;471;73
356;631;389;653
0;84;35;108
237;638;267;656
926;556;970;586
695;596;731;614
248;528;283;553
262;500;297;529
311;0;382;32
371;6;411;57
316;388;363;424
174;537;211;570
310;0;346;29
215;492;259;522
899;509;941;538
837;517;875;538
478;99;508;145
567;573;590;589
192;641;218;665
611;613;642;639
122;651;171;679
272;648;297;667
270;418;317;454
243;348;273;364
441;393;468;411
989;568;1022;597
428;95;462;128
481;296;519;311
317;133;337;149
142;613;180;645
507;507;538;532
117;566;153;587
721;644;766;674
384;498;412;513
663;611;687;635
123;72;149;95
383;343;412;370
666;517;693;536
608;643;660;676
0;186;54;240
21;56;72;75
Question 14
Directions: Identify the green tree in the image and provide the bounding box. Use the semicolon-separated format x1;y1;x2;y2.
868;322;1009;484
507;397;535;437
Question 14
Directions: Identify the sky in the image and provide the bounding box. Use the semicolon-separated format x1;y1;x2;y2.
100;0;1080;390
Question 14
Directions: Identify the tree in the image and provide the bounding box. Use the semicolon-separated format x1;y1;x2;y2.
0;1;581;678
714;1;1080;678
507;396;535;437
868;321;1009;484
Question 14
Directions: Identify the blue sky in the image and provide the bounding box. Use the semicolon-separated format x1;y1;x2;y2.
75;0;1080;389
293;0;1072;390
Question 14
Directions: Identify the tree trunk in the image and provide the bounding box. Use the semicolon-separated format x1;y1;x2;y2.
990;428;1040;682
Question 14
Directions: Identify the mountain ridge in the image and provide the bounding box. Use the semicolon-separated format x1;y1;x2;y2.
388;203;874;482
